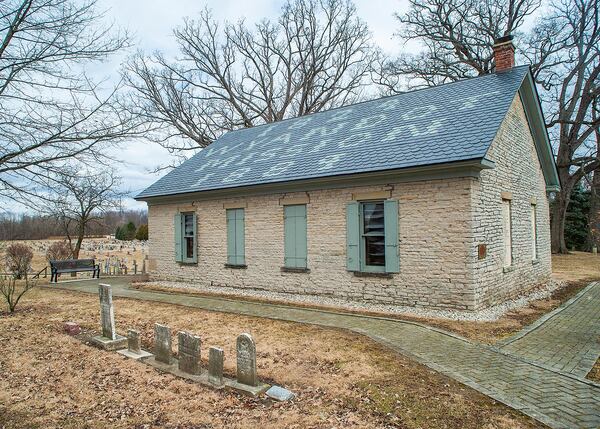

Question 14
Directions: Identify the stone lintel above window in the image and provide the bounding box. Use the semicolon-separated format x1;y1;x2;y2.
352;190;392;201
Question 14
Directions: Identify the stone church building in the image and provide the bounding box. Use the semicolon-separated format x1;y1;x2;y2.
137;40;560;311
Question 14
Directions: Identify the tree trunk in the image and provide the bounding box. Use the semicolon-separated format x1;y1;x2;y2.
550;190;569;253
588;170;600;250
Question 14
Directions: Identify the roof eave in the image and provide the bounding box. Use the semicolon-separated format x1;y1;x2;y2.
136;157;493;204
518;71;561;191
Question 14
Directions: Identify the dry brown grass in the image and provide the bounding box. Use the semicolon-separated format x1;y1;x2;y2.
0;288;543;429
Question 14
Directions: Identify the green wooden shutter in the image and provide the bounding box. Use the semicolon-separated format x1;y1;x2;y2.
236;209;245;265
384;199;399;273
191;212;198;263
226;209;245;265
346;202;360;271
226;209;235;265
174;213;183;262
284;205;307;268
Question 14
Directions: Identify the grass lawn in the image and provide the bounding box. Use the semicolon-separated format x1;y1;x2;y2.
0;288;543;429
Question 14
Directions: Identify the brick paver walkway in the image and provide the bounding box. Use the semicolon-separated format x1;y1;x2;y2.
499;282;600;377
46;278;600;429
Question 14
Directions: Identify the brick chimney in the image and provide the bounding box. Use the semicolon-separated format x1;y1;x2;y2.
493;35;515;72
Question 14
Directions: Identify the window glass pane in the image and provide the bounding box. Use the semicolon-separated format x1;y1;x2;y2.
365;236;385;266
362;201;385;267
185;237;194;259
363;202;384;235
184;214;194;237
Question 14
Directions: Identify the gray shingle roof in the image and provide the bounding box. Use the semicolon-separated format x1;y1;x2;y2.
137;66;530;199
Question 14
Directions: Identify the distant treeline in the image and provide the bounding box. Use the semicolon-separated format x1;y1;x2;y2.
0;210;148;241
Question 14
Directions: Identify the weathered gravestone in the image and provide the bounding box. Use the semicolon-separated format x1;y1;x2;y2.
91;284;126;351
117;328;152;359
208;347;224;387
237;333;257;386
154;323;172;364
178;331;201;375
227;333;268;396
128;329;141;353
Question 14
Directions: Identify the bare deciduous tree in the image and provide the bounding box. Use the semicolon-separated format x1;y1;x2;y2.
124;0;376;156
0;0;137;203
45;168;124;259
381;0;600;253
374;0;541;91
523;0;600;253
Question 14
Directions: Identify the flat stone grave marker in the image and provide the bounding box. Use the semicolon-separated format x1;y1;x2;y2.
266;385;295;402
117;328;152;360
91;284;126;351
178;331;201;375
154;323;173;364
208;347;224;387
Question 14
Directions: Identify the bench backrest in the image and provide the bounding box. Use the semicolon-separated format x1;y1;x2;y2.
50;259;96;271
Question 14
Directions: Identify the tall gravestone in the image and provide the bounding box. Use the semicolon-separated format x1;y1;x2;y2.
208;347;224;386
154;324;172;365
236;333;257;387
99;283;116;339
178;331;201;375
91;284;126;351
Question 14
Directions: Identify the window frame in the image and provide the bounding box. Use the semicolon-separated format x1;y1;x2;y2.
180;212;197;264
502;198;513;268
531;203;538;261
359;200;386;273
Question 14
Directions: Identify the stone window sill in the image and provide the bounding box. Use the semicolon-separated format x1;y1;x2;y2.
532;259;540;265
224;264;247;269
280;267;310;273
353;271;394;279
503;265;515;273
178;261;197;266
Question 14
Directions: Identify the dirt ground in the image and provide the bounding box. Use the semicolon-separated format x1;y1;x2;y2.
0;288;543;429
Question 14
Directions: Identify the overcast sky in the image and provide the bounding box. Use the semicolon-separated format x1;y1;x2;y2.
93;0;408;212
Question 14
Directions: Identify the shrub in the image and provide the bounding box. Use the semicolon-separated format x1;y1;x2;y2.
4;243;33;279
0;276;36;313
46;241;72;262
135;224;148;241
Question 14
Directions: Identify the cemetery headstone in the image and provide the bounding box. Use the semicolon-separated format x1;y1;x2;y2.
154;323;172;364
178;331;201;375
236;333;257;386
117;328;152;359
99;283;116;340
90;284;126;351
208;347;224;386
128;329;141;353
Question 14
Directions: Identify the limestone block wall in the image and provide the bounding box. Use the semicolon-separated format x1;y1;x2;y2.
470;93;552;309
147;177;478;310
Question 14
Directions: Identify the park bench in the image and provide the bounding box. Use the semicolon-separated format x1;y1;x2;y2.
49;259;100;283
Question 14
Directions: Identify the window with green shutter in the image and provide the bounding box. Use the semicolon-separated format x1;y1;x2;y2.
226;208;245;266
284;204;307;269
346;199;399;273
174;212;197;264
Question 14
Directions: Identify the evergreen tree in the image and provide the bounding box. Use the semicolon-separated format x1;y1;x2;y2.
564;185;590;251
124;222;137;240
135;224;148;241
